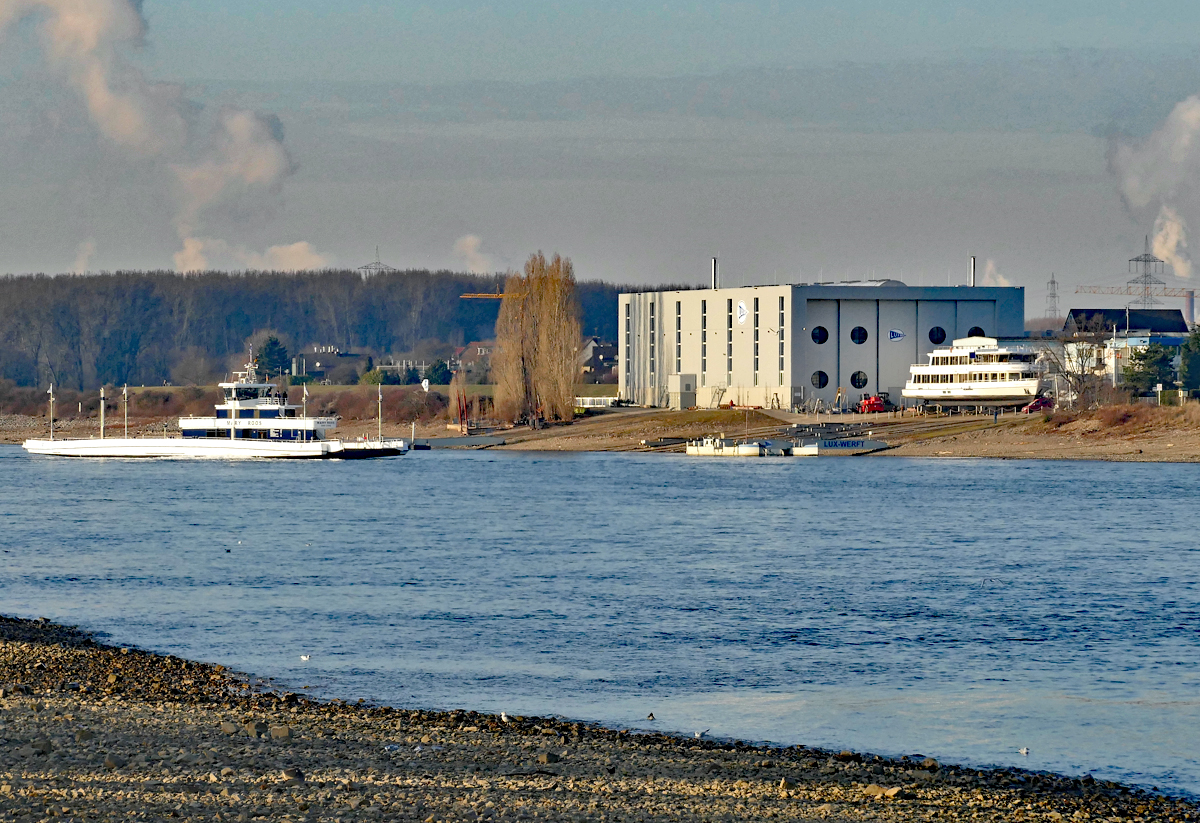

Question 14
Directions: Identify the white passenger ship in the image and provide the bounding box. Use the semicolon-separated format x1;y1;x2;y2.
23;358;408;459
902;336;1046;407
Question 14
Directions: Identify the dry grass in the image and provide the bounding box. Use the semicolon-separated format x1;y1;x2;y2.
1031;403;1200;434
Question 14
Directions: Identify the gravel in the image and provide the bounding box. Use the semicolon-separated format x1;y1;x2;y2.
1;614;1195;822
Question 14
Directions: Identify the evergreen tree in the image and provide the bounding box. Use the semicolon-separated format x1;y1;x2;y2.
1123;342;1177;394
425;361;452;384
259;336;290;376
1179;327;1200;391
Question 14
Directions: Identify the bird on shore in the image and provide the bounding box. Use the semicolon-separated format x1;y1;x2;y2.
500;712;510;724
1018;747;1030;756
695;729;709;739
646;713;655;721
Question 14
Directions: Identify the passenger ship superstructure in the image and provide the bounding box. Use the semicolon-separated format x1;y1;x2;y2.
902;336;1046;407
23;359;408;459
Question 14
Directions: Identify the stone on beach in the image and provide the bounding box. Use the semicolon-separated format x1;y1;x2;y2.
0;614;1196;823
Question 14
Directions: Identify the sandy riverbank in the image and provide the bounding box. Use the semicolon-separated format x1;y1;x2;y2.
6;404;1200;462
0;616;1194;822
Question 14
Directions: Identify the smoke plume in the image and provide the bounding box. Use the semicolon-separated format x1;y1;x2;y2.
0;0;324;271
1152;205;1191;281
981;258;1012;288
70;238;96;274
453;234;495;274
174;238;331;273
1109;95;1200;278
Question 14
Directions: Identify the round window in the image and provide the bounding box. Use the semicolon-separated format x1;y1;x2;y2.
811;370;828;389
851;371;868;389
928;326;947;345
811;326;829;345
850;326;869;345
968;326;985;337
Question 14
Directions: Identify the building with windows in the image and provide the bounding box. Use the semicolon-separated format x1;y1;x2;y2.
619;281;1025;409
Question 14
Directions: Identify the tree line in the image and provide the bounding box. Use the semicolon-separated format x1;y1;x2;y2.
0;269;625;390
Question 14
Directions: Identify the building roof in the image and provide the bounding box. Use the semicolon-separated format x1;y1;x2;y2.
1064;308;1189;334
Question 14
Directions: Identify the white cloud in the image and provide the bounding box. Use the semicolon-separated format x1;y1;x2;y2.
453;234;494;274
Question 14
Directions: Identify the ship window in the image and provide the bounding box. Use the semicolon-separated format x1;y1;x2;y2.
929;326;947;345
968;326;985;337
850;371;868;389
812;326;829;345
216;409;228;419
238;409;254;419
811;370;828;389
259;409;279;419
850;326;868;345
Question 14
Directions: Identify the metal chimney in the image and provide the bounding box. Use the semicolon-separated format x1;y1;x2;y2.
970;256;976;287
712;257;719;290
1187;290;1196;327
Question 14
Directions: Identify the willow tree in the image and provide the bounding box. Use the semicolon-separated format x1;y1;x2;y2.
493;252;580;422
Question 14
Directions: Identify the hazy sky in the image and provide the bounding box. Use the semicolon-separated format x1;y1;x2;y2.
5;1;1200;316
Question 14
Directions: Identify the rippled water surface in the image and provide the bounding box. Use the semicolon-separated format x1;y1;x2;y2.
1;446;1198;793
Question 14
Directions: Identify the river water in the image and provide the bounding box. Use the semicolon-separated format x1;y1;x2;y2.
1;446;1197;794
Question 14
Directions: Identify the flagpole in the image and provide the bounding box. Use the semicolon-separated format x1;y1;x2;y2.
48;384;54;440
377;383;383;442
100;386;105;440
123;385;128;438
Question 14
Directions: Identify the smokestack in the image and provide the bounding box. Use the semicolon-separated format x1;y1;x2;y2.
1187;290;1196;328
970;256;976;287
712;257;719;290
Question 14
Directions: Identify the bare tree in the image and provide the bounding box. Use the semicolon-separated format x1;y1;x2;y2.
492;252;580;423
1042;313;1113;408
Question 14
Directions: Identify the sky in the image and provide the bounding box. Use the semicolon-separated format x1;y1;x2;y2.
4;1;1200;317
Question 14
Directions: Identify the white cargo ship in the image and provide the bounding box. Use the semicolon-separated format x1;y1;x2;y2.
902;336;1046;407
23;358;407;459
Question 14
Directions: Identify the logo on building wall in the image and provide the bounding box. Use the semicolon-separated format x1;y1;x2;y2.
888;329;906;341
737;301;748;325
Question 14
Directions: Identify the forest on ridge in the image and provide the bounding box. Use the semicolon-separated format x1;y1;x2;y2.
0;269;625;390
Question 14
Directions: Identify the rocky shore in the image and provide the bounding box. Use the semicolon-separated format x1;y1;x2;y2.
1;617;1195;822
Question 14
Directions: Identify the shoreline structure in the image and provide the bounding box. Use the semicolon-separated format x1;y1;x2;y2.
5;404;1200;461
1;616;1195;822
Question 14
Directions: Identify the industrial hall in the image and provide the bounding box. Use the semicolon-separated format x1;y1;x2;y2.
619;279;1025;410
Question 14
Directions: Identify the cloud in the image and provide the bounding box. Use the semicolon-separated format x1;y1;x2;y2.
173;237;331;273
70;238;95;274
453;234;494;274
0;0;325;272
171;107;296;239
981;258;1012;287
238;241;331;271
0;0;186;154
1109;95;1200;278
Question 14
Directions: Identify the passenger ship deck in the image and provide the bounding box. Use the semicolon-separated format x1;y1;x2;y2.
902;336;1046;407
23;358;407;459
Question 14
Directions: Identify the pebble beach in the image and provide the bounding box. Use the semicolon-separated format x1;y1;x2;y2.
1;616;1196;823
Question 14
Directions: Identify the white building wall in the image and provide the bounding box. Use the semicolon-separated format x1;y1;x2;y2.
620;283;1025;409
804;300;840;405
878;300;918;400
838;300;878;398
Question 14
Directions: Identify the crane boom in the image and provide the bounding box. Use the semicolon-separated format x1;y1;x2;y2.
459;293;507;299
1075;285;1194;298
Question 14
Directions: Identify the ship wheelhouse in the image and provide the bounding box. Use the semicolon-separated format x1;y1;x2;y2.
179;359;337;442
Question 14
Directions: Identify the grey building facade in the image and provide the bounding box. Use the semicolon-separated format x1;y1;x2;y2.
619;281;1025;409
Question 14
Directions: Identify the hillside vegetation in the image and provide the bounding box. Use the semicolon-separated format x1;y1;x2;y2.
0;270;623;390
